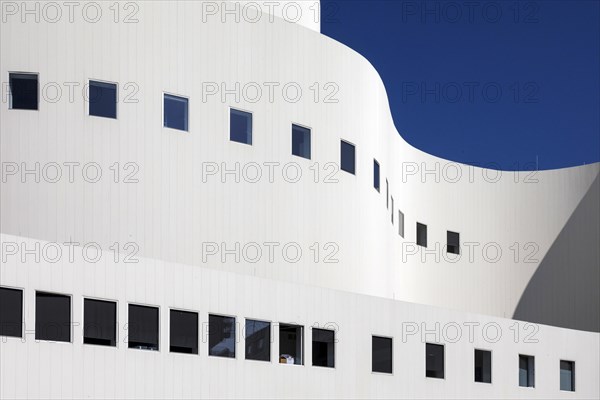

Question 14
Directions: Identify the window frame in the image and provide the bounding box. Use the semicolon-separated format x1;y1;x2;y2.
82;296;118;348
474;348;493;384
559;359;575;392
35;290;73;343
8;71;39;111
87;78;118;119
398;210;405;238
373;159;380;192
425;342;445;379
162;92;190;132
518;354;536;388
169;307;199;355
229;107;253;146
208;313;237;359
278;322;305;366
311;327;335;368
417;222;428;248
447;230;460;255
291;123;312;160
244;317;272;363
340;139;356;175
371;334;393;375
0;285;24;338
127;302;160;352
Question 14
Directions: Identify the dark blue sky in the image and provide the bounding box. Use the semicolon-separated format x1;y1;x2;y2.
321;0;599;170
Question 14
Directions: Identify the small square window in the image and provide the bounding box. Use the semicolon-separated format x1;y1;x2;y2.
447;231;460;255
312;328;335;368
128;304;159;351
164;94;189;131
88;80;117;119
417;223;427;248
245;319;271;362
475;349;492;383
560;360;575;392
9;73;38;110
372;336;392;373
230;108;252;145
84;298;116;347
399;211;405;238
292;124;311;159
519;354;535;387
36;292;71;342
373;160;380;191
0;287;23;338
209;314;236;358
279;323;303;365
170;309;198;354
426;343;444;379
340;140;355;175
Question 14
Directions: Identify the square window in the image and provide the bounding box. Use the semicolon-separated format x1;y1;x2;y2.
164;94;189;131
84;298;116;347
373;160;380;191
417;223;427;248
292;124;311;159
245;319;271;362
560;360;575;392
426;343;444;379
0;287;23;338
88;80;117;119
372;336;392;373
230;108;252;145
475;349;492;383
35;292;71;342
312;328;335;368
447;231;460;255
519;354;535;387
128;304;159;351
170;309;198;354
209;314;236;358
9;73;38;110
340;140;355;175
279;323;303;365
399;211;405;238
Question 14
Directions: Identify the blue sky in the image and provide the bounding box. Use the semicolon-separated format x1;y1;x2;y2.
321;0;599;170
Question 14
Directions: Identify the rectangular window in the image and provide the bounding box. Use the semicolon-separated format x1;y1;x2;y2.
35;292;71;342
209;314;236;358
340;140;356;175
475;349;492;383
372;336;392;373
170;309;198;354
447;231;460;255
560;360;575;392
9;73;38;110
391;197;394;224
399;211;404;237
386;180;389;208
128;304;159;351
312;328;335;368
519;354;535;387
417;222;427;248
88;80;117;119
292;124;311;159
426;343;444;379
245;319;271;362
0;287;23;338
163;94;189;131
230;108;252;145
279;323;303;365
83;298;116;347
373;160;380;191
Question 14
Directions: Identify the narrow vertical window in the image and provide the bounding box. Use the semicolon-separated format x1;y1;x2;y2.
312;328;335;368
386;179;389;208
560;360;574;392
279;324;303;365
0;287;23;338
170;309;198;354
373;160;380;191
426;343;444;379
475;349;492;383
84;298;117;346
391;197;394;224
128;304;159;351
209;314;236;358
163;94;189;131
35;292;71;342
519;354;535;387
245;319;271;362
9;73;38;110
340;140;356;175
417;222;427;248
230;108;252;145
292;124;311;159
398;211;405;238
88;80;117;119
372;336;392;373
447;231;460;255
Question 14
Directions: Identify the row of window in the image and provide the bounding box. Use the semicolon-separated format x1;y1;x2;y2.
0;286;577;391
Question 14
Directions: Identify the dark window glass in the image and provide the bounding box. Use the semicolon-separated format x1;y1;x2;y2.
560;360;575;392
84;299;116;346
230;109;252;145
399;211;405;237
447;231;460;255
209;314;236;358
0;287;23;338
89;80;117;119
340;140;356;174
9;73;38;110
417;222;427;248
312;328;335;368
170;309;198;354
164;94;188;131
426;343;444;379
372;336;392;373
373;160;380;191
245;319;270;361
279;324;303;365
475;349;492;383
128;304;159;351
35;292;71;342
292;124;311;159
519;354;535;387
